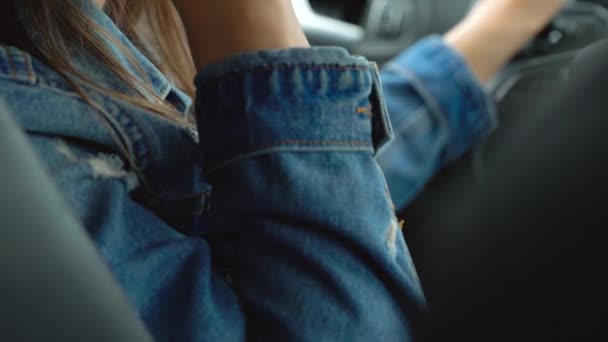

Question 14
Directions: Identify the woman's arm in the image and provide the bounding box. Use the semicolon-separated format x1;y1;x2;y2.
377;0;567;209
172;0;309;69
446;0;568;82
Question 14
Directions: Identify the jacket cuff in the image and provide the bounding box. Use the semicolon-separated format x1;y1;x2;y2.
195;47;393;175
383;35;498;162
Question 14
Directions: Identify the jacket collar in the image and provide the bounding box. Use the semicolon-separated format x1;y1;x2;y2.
23;0;192;111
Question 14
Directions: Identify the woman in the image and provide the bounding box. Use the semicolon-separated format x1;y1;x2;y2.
0;0;564;340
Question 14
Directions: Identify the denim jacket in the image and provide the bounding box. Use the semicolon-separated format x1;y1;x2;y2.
0;2;495;341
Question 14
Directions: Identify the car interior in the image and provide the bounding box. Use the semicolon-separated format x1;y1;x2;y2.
2;0;608;340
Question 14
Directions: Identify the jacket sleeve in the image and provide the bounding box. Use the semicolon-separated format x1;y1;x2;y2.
194;47;425;341
24;47;426;342
377;36;498;210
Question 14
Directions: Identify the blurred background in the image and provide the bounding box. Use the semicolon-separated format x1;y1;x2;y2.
294;0;475;64
294;0;608;104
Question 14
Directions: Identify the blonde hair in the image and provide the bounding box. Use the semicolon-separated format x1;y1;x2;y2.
0;0;196;122
0;0;197;186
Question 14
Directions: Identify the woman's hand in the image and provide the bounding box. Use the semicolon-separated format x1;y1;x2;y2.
445;0;568;82
172;0;309;69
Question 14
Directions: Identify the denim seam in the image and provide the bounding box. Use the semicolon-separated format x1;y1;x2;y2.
109;104;210;203
394;105;431;139
0;46;37;84
109;110;208;203
8;48;17;81
15;81;86;101
95;99;151;172
384;62;452;155
23;52;35;84
110;101;153;171
206;143;373;176
4;80;135;159
433;39;498;143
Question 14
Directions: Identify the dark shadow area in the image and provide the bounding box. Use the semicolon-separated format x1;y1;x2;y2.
403;39;608;341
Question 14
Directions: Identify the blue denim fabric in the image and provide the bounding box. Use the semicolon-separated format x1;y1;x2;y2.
0;2;494;341
377;36;498;210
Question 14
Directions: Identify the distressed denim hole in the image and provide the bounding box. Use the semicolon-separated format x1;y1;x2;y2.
56;140;139;192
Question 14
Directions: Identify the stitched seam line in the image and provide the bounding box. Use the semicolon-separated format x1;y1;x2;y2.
7;49;16;79
0;47;36;84
205;140;373;176
384;62;452;156
24;53;35;84
394;105;432;138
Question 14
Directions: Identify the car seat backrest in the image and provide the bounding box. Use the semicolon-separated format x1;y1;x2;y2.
0;101;153;342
